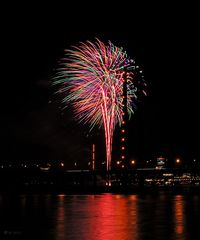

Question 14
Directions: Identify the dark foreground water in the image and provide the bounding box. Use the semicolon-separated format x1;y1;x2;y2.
0;192;199;240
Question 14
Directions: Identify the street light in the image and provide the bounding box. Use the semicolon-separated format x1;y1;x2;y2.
61;162;64;167
176;158;181;164
131;160;135;165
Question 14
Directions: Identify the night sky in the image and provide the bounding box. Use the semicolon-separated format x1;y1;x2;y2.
1;2;199;167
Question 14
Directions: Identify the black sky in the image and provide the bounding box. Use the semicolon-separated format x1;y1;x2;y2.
1;2;199;166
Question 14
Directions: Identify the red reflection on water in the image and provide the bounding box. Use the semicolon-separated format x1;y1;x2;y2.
89;194;138;240
55;195;66;240
174;195;185;239
54;194;139;240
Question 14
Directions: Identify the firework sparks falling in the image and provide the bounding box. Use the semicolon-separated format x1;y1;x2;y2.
53;38;146;171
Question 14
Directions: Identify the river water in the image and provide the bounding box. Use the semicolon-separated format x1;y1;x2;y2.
0;192;199;240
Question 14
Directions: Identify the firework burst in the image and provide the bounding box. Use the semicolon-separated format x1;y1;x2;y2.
53;38;146;171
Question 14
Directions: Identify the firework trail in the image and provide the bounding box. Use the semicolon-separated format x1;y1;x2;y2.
53;38;146;171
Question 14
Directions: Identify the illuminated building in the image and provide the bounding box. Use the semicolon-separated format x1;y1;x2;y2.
155;156;166;170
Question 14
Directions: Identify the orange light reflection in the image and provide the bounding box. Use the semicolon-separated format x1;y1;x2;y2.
174;195;186;239
55;195;66;240
92;194;138;240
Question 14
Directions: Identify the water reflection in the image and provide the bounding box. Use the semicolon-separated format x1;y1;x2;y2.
174;195;185;239
55;195;66;240
54;194;139;240
85;194;138;240
0;193;199;240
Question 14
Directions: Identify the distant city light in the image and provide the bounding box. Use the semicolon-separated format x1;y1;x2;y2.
176;158;181;164
61;162;64;167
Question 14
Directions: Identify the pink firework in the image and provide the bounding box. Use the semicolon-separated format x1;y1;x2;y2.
54;38;145;171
